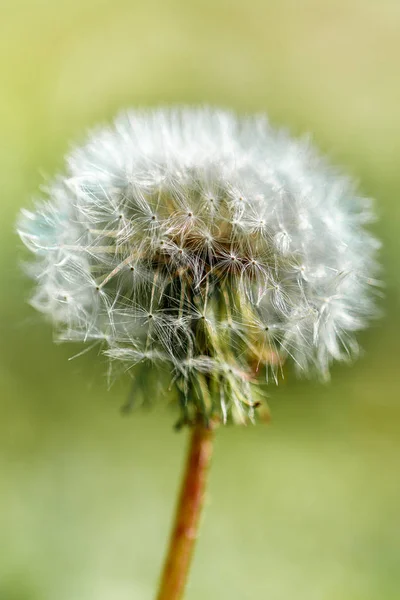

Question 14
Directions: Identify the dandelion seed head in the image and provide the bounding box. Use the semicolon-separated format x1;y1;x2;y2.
17;107;381;425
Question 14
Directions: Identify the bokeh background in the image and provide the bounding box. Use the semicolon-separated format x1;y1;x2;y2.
1;1;400;598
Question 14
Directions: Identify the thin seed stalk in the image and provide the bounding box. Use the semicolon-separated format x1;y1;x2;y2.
156;421;215;600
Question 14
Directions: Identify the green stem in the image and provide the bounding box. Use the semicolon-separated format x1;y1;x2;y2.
156;421;215;600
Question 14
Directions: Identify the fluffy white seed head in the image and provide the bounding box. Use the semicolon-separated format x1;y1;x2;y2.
17;107;380;425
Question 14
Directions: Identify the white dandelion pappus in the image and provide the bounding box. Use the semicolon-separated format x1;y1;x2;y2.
17;107;381;425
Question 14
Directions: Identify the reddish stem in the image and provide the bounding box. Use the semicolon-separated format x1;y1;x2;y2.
156;422;215;600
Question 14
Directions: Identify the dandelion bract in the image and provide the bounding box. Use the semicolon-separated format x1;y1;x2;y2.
17;107;380;425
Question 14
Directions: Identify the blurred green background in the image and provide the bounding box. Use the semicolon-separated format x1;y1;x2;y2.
1;1;400;598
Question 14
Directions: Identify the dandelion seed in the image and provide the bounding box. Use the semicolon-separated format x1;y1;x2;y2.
17;106;381;425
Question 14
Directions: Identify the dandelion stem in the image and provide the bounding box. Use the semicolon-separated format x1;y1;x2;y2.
156;420;215;600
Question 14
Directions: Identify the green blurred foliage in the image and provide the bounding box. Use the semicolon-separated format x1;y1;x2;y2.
1;1;399;598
